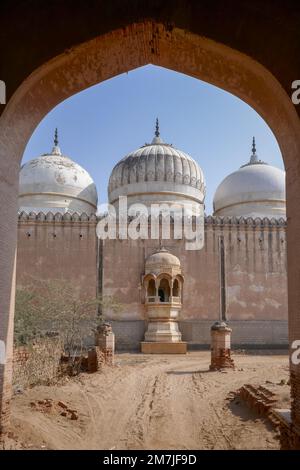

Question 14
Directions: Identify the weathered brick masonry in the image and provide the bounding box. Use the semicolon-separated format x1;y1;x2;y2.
16;213;288;350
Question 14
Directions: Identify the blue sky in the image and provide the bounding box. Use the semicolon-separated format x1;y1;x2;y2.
22;65;283;214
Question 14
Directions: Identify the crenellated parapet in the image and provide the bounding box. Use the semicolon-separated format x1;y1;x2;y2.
204;215;286;228
18;211;98;224
17;211;287;228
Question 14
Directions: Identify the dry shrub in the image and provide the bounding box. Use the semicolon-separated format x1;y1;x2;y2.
13;278;122;384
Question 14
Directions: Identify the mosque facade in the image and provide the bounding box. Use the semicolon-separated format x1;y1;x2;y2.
16;124;288;350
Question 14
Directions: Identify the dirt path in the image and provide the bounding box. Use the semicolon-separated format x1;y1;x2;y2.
9;352;290;450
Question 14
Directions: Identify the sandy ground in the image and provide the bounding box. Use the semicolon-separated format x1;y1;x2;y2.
5;351;290;450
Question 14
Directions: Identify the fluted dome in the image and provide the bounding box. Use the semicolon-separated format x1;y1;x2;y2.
213;138;286;219
19;130;98;214
108;120;205;212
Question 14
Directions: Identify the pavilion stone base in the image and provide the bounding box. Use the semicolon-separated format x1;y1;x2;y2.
142;315;187;354
141;341;187;354
144;320;182;343
210;321;235;370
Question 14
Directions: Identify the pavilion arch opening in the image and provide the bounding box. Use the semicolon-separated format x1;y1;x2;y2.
147;279;156;298
158;278;171;303
172;279;180;298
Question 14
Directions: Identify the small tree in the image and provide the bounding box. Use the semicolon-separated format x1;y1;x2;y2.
14;278;121;375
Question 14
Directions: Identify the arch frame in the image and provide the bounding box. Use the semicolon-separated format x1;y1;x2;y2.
0;20;300;434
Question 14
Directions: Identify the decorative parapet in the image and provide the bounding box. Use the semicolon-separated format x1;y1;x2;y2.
204;215;286;228
18;211;98;224
17;211;287;228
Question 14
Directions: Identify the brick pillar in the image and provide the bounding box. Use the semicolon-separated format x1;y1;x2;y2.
87;347;106;372
210;321;234;371
95;322;115;366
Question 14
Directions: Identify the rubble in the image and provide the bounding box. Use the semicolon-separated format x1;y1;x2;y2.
230;384;281;428
30;398;79;421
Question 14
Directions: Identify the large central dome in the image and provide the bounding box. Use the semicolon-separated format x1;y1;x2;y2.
108;120;205;211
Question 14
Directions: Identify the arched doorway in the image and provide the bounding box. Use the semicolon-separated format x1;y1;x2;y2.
0;20;300;435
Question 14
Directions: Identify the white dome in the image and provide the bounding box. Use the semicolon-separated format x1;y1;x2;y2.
145;248;182;276
213;139;286;219
146;248;181;269
19;132;98;214
108;121;205;211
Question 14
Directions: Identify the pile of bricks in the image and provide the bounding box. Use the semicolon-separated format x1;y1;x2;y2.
233;383;300;449
30;399;78;420
236;384;280;425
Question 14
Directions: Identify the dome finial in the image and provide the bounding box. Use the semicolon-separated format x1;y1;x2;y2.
252;136;256;155
54;128;59;147
155;118;160;138
51;128;62;156
151;118;163;144
250;136;258;164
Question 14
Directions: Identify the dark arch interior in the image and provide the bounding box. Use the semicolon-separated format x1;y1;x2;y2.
173;279;180;297
158;278;170;302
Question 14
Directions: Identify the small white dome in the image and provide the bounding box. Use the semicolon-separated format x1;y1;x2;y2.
108;120;205;211
213;139;286;219
145;248;182;276
146;248;181;269
19;130;98;214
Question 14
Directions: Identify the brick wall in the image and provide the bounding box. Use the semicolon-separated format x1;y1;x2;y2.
16;215;288;349
17;213;98;297
13;346;30;367
13;338;63;388
102;217;287;325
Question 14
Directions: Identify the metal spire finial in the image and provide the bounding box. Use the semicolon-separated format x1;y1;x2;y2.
252;136;256;156
54;128;58;147
51;128;62;156
240;136;266;168
155;118;160;138
249;136;258;164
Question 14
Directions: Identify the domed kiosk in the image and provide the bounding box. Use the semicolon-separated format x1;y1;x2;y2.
141;248;186;354
108;119;205;214
213;138;286;219
19;129;98;214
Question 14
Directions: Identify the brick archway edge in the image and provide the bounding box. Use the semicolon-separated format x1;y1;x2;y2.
0;21;300;434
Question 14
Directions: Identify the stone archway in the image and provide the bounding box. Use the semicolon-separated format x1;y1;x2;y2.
0;21;300;435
